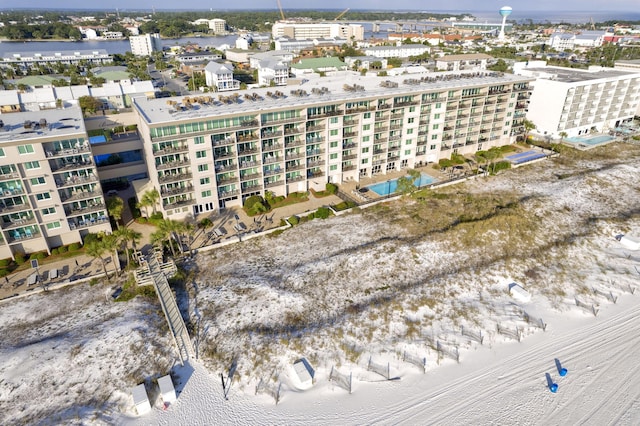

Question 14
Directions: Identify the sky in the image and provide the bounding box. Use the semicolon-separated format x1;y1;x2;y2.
3;1;638;12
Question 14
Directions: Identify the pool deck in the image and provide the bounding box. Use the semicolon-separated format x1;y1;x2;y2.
562;134;619;151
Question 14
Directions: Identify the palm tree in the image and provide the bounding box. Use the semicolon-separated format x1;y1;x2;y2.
106;196;124;228
85;240;110;281
523;119;536;143
114;227;142;269
151;219;181;257
138;188;160;216
101;234;121;276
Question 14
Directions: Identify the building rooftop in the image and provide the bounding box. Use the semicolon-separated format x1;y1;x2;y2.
0;107;86;144
133;70;533;125
521;66;639;83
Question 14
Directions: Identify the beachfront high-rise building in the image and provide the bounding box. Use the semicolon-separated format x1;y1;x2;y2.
514;62;640;138
498;6;512;41
129;33;162;56
131;71;533;219
0;107;111;260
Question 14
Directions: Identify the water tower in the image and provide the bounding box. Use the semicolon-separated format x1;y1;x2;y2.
498;6;512;41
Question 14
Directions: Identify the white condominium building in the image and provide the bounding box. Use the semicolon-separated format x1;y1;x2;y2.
132;71;532;220
129;33;162;56
0;107;111;260
272;22;364;41
515;62;640;137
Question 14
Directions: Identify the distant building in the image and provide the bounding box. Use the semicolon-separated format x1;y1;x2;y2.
129;33;162;56
204;62;240;91
0;50;111;72
272;22;364;41
514;62;640;138
256;60;289;86
344;56;387;70
192;18;227;34
435;53;492;72
363;45;430;59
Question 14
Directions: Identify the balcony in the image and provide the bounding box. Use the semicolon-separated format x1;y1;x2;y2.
307;170;324;178
241;183;262;193
285;139;304;148
240;172;262;182
163;197;196;210
342;153;358;160
55;174;98;188
262;143;283;152
284;127;302;135
342;164;357;171
50;159;93;173
1;215;36;230
161;185;194;196
239;160;259;170
215;162;237;172
263;168;283;176
285;152;305;161
237;133;259;142
68;215;109;231
0;171;20;182
212;137;235;147
153;145;189;156
47;144;92;158
263;156;282;165
306;124;325;132
156;159;190;171
264;179;284;188
218;189;239;199
286;162;305;171
7;228;41;243
65;202;106;217
60;189;101;203
286;174;305;183
213;150;235;159
159;172;192;183
261;130;283;138
343;131;358;138
343;119;359;126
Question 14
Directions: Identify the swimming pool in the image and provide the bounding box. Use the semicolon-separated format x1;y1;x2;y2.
566;135;615;146
367;173;437;196
89;135;107;144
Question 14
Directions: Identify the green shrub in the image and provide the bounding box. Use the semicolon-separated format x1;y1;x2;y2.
325;183;338;194
306;213;315;221
137;217;148;224
451;153;466;165
83;233;100;245
0;269;9;278
149;212;164;225
244;195;269;215
288;215;299;225
36;252;47;260
14;251;26;265
439;159;454;168
112;125;125;134
333;201;357;211
58;245;67;254
68;242;81;252
315;207;331;219
279;219;287;226
491;161;512;173
128;197;141;219
124;124;138;131
51;248;59;256
0;259;10;268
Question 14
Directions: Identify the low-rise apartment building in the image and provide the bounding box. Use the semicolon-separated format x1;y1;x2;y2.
132;71;532;220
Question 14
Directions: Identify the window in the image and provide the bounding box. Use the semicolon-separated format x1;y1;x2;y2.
364;112;371;119
431;135;438;140
432;124;439;130
46;221;61;230
507;112;512;117
200;177;210;185
361;158;369;164
405;139;412;145
194;136;205;145
504;130;509;135
197;164;208;172
18;145;35;155
330;141;339;148
330;117;339;124
201;190;212;197
362;135;370;142
409;106;416;112
434;113;440;120
407;129;414;135
404;150;412;156
330;153;338;160
330;129;339;136
505;121;511;126
0;148;4;157
25;161;40;170
362;124;371;131
430;144;437;150
196;150;207;158
30;177;45;185
361;147;369;153
42;207;56;215
435;103;442;109
408;117;415;124
36;192;51;201
330;164;338;171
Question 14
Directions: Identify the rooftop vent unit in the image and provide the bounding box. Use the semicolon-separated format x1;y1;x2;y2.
23;120;33;129
39;118;47;127
0;120;4;129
